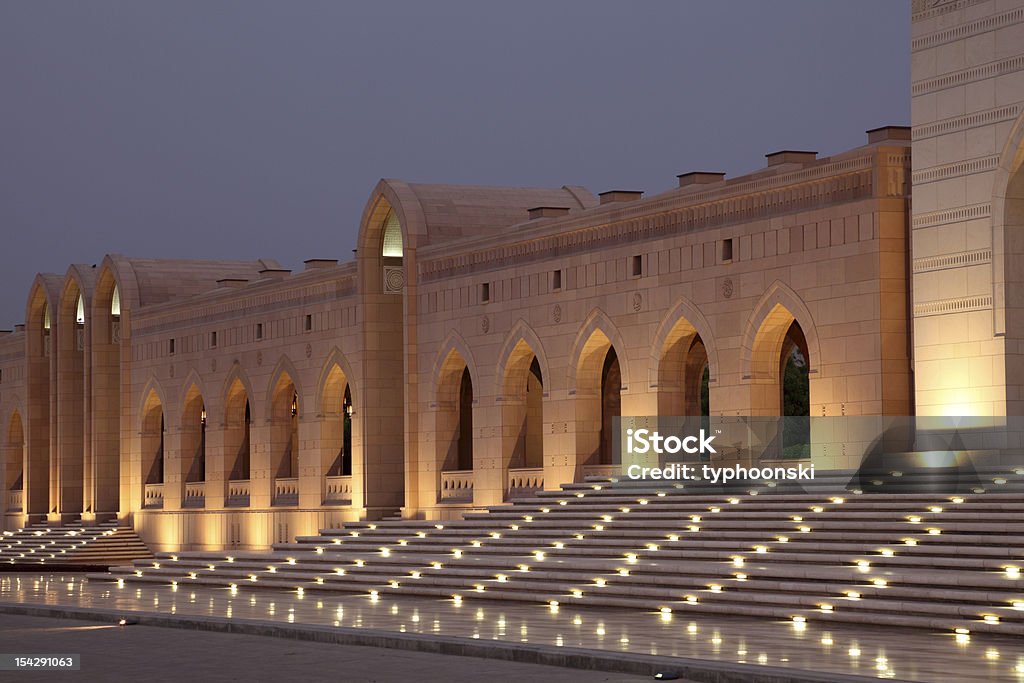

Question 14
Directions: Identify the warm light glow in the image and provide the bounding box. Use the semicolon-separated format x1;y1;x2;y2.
856;560;870;571
879;548;894;557
618;569;629;576
709;584;722;593
951;497;964;504
792;615;806;623
571;589;583;598
927;528;941;535
754;546;767;554
452;549;463;559
625;553;638;563
983;615;999;624
1005;566;1020;578
685;595;698;604
594;578;606;587
872;578;887;587
811;506;824;513
903;538;917;546
845;591;860;600
908;516;922;524
533;551;546;561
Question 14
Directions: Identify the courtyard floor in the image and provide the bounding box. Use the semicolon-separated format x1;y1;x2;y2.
0;573;1021;682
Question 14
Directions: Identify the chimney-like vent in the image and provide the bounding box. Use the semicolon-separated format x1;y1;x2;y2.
598;190;643;205
304;259;339;270
866;126;911;144
765;150;817;166
259;268;291;280
528;206;571;220
216;278;249;289
677;171;726;188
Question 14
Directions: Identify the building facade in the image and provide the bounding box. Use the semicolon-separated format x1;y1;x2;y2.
1;1;1023;550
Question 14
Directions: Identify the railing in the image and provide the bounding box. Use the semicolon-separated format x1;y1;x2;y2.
183;481;205;508
143;483;164;509
226;480;250;507
6;489;23;513
324;475;353;505
440;469;474;502
273;477;299;506
582;464;622;480
507;467;544;498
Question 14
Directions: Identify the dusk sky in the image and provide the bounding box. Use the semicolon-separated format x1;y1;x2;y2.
0;1;909;327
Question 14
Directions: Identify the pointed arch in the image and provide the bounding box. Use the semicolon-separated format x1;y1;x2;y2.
567;308;631;395
221;363;257;423
650;297;719;384
177;368;210;414
137;377;169;429
264;354;304;419
314;347;357;414
740;281;821;382
495;319;551;399
180;379;208;485
89;262;124;516
431;329;479;400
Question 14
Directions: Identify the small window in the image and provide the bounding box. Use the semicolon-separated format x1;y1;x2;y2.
0;369;4;383
722;238;734;262
552;269;562;291
111;285;121;317
75;294;85;325
210;331;218;348
169;339;176;355
256;323;264;340
632;255;642;277
481;282;490;303
304;314;312;331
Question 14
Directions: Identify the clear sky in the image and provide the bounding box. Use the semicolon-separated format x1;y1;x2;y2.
0;1;909;327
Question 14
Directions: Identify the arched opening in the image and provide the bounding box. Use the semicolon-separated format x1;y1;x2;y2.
781;321;810;458
357;194;408;513
182;386;206;484
599;348;621;466
573;325;624;474
457;369;474;471
90;271;122;518
656;313;712;424
5;411;25;514
140;390;164;508
269;373;299;480
501;338;546;499
224;378;252;504
25;284;52;519
322;364;353;478
1001;137;1024;413
435;349;474;503
56;280;86;516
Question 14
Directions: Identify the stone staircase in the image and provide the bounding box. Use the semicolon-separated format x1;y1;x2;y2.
2;521;153;566
89;479;1024;638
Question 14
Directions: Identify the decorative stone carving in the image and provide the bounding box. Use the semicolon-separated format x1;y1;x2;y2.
722;279;734;299
552;304;562;323
632;293;642;312
384;266;405;293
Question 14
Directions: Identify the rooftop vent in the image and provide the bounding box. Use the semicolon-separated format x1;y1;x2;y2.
765;150;817;167
677;171;726;188
598;190;644;205
528;206;571;220
866;126;911;144
258;268;292;280
216;278;249;289
304;259;339;270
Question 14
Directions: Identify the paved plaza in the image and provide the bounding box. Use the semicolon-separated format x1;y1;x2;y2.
1;574;1022;682
0;613;652;683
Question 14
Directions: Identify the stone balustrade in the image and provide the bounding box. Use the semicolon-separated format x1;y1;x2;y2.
440;469;474;502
